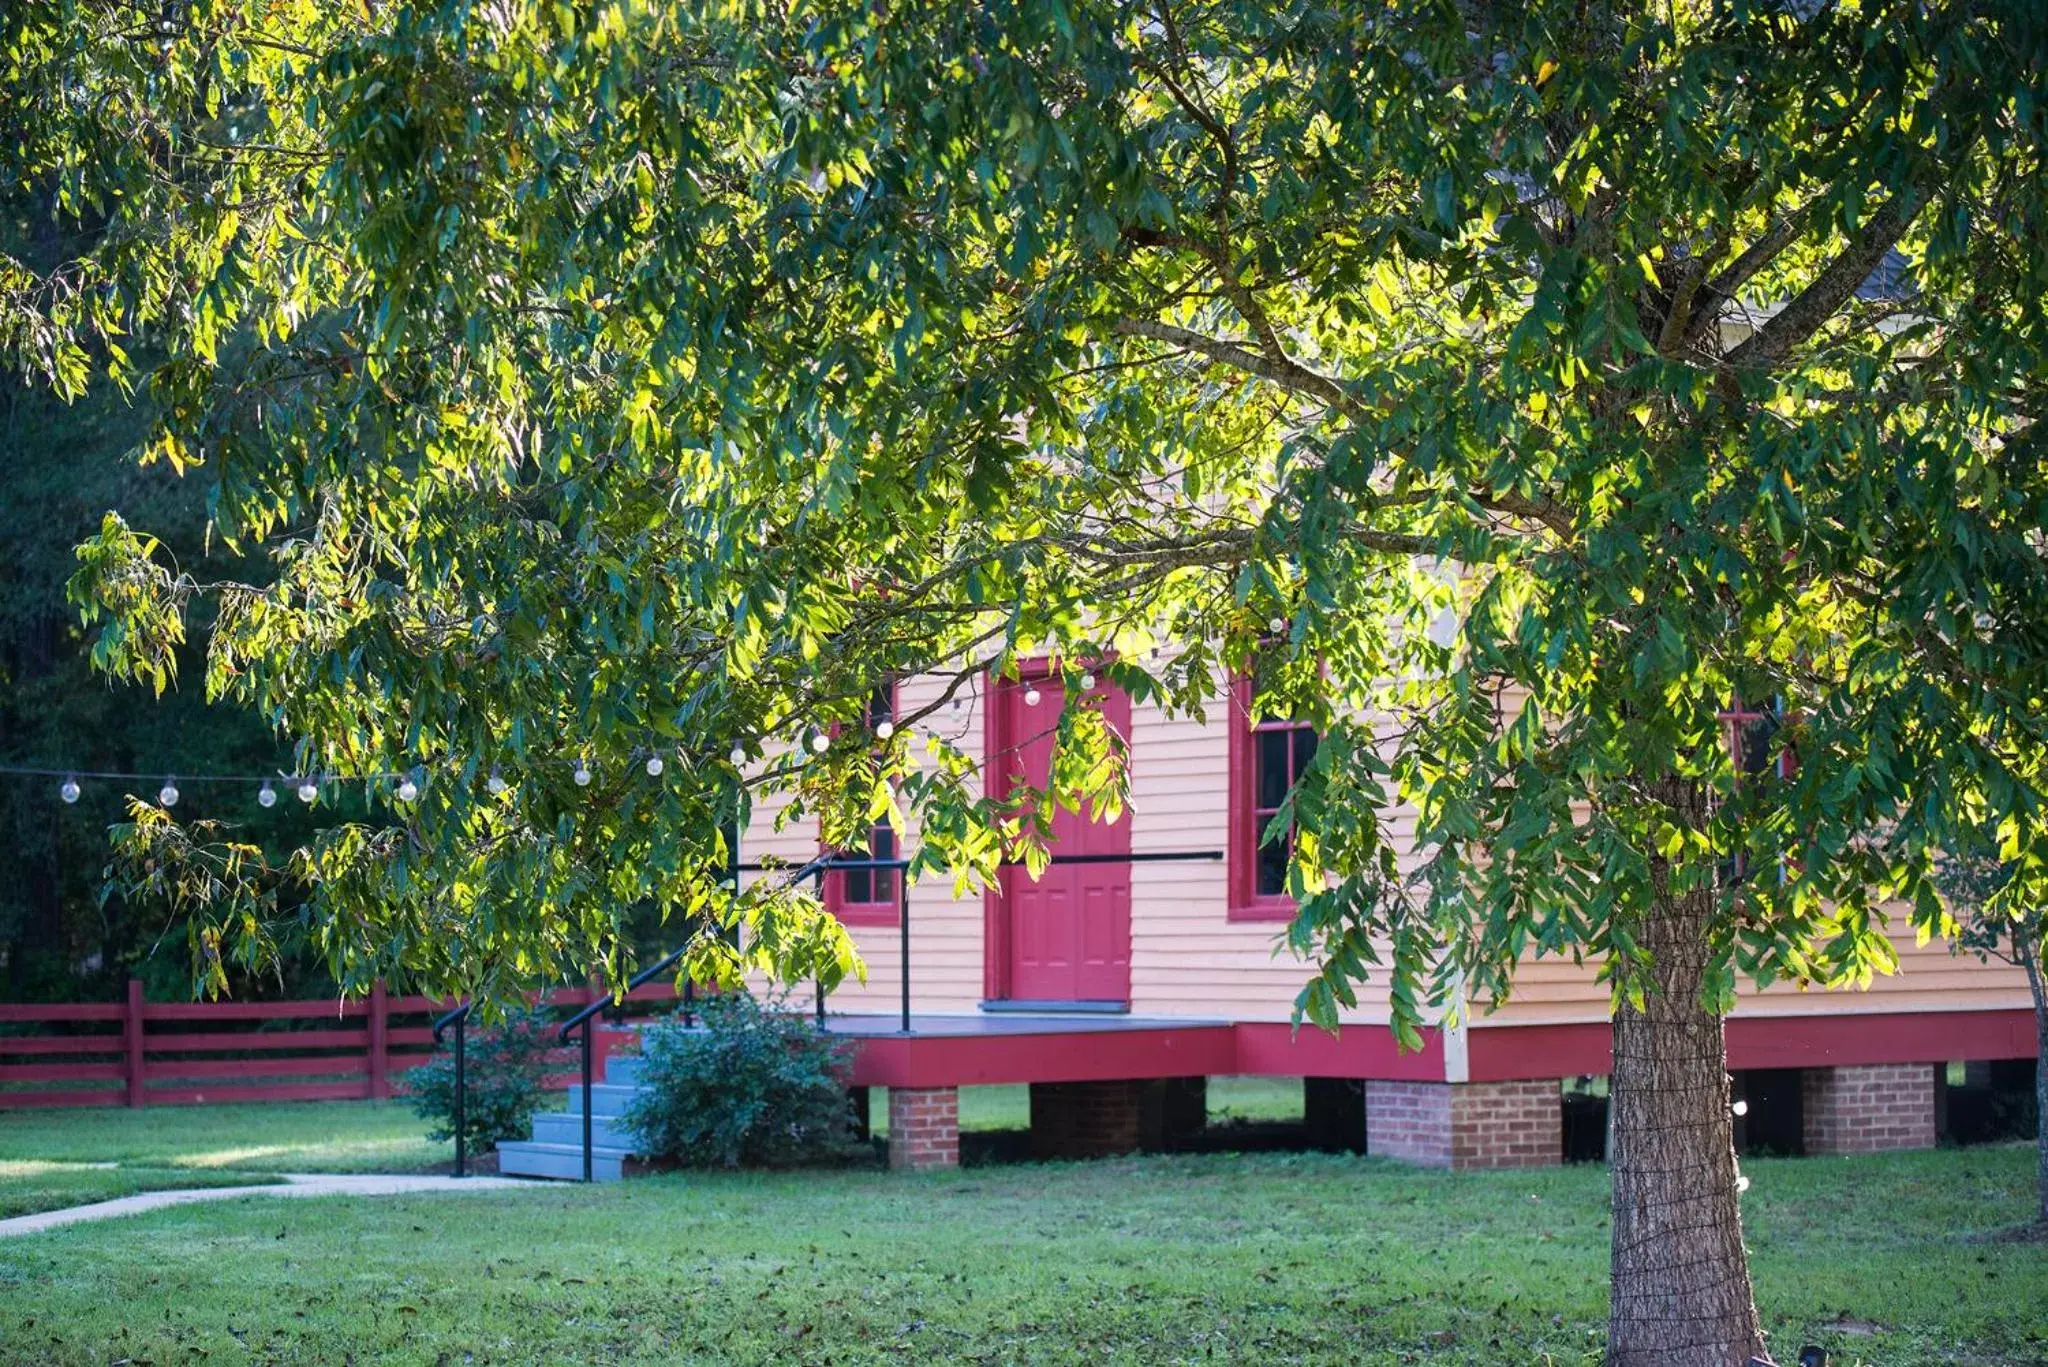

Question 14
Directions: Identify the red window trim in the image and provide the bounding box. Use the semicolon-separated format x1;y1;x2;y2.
1227;672;1314;923
821;681;902;927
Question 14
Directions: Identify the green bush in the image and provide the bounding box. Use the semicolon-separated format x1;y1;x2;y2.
620;993;854;1167
405;1006;561;1153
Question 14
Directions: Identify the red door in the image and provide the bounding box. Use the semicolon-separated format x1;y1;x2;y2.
988;673;1133;1004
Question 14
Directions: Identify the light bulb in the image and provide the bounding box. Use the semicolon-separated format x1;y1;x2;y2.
645;752;664;777
257;781;277;808
396;776;419;803
59;777;80;804
1080;672;1096;690
297;778;319;804
1735;1174;1751;1194
728;744;747;766
1731;1099;1749;1117
574;759;593;786
1269;616;1287;634
808;732;830;754
1024;687;1042;707
875;720;895;740
159;779;180;807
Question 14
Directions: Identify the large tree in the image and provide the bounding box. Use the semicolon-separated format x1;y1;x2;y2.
7;2;2048;1361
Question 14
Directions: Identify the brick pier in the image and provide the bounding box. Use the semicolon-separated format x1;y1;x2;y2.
1365;1079;1562;1170
1802;1064;1937;1155
887;1085;960;1170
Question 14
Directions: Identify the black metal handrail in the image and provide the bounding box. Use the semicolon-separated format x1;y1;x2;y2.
431;1001;474;1177
554;943;698;1183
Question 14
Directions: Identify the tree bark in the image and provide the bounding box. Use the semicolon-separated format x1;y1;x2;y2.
1606;779;1765;1367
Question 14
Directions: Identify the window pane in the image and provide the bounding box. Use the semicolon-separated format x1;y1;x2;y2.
866;684;895;729
1292;726;1319;775
870;823;895;903
1256;831;1290;898
1255;729;1292;808
843;867;871;905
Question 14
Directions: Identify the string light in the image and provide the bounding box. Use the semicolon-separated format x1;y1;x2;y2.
395;773;420;803
296;777;319;804
1269;616;1287;634
573;758;593;786
875;720;894;740
644;752;664;777
1024;686;1042;707
1080;672;1096;690
257;780;278;808
808;731;830;754
59;776;80;804
487;768;508;796
159;778;180;807
728;744;747;766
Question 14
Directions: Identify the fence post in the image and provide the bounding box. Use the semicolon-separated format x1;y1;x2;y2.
124;977;146;1108
367;978;389;1100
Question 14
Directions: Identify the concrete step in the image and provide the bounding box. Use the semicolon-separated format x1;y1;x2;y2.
604;1055;645;1087
564;1082;645;1116
531;1109;639;1153
495;1140;631;1182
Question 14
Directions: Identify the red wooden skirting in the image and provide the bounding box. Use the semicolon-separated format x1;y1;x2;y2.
0;979;685;1110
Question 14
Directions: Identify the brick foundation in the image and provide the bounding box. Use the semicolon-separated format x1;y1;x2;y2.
1031;1080;1148;1159
1801;1063;1936;1155
887;1085;960;1170
1365;1079;1562;1170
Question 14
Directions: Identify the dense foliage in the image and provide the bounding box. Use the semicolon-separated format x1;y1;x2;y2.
405;1005;561;1153
7;3;2048;1360
620;993;854;1168
0;205;312;1000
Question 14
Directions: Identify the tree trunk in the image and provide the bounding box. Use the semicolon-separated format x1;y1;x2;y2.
1606;781;1764;1367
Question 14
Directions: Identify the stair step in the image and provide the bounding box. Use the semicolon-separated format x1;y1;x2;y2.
495;1140;631;1182
565;1082;644;1116
604;1055;645;1087
531;1109;639;1153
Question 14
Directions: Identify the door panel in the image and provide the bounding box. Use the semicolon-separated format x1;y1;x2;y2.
991;674;1132;1003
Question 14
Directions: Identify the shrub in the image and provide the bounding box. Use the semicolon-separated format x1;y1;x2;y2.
405;1006;561;1152
620;992;854;1167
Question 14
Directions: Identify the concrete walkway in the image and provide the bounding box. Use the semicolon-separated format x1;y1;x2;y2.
0;1172;529;1238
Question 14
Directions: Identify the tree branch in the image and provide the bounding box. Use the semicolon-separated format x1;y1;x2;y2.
1723;186;1927;368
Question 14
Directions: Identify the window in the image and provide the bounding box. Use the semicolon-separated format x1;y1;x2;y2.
823;684;900;925
1228;672;1319;921
1720;696;1793;884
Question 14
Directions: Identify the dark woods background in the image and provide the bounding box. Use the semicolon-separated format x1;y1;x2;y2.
0;189;320;1002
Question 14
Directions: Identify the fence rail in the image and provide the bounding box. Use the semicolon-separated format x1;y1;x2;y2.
0;978;686;1111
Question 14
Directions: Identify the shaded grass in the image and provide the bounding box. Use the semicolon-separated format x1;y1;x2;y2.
1;1144;2041;1365
0;1100;449;1216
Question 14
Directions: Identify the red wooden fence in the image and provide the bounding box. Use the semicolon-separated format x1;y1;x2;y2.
0;979;686;1110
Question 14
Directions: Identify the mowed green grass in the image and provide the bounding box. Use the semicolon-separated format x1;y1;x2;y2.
0;1083;1285;1216
2;1144;2043;1366
0;1100;449;1217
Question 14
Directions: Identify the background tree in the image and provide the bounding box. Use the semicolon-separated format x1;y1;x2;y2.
1937;850;2047;1229
0;189;326;1000
7;3;2048;1364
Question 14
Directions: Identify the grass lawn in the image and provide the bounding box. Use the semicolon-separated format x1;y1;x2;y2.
0;1100;449;1217
2;1140;2043;1365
